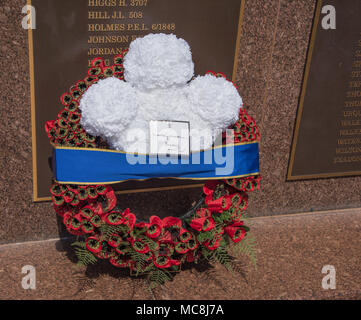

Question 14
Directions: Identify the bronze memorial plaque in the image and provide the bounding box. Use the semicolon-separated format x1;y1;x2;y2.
28;0;245;201
288;0;361;180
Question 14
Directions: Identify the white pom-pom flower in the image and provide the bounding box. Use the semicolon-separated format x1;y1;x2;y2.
79;33;243;153
186;74;242;130
124;33;194;90
79;77;138;140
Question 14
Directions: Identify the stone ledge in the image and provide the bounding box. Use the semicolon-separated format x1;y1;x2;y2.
1;208;360;300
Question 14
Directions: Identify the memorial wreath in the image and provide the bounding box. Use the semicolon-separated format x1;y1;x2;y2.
45;34;260;287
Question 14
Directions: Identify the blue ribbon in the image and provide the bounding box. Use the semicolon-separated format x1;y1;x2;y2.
53;142;259;184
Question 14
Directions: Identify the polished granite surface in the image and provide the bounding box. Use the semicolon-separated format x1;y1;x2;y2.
1;208;360;300
1;0;361;246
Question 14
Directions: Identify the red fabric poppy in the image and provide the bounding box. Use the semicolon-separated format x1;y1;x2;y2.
187;238;199;251
88;66;103;77
66;226;84;236
80;221;95;234
159;230;173;244
205;70;217;77
162;216;182;229
134;222;147;229
62;213;72;228
231;193;242;208
62;190;75;204
109;257;129;268
113;54;123;65
175;242;189;254
206;196;231;213
45;120;56;137
80;206;95;220
95;247;109;260
216;71;227;79
90;214;102;227
102;187;117;213
122;209;136;230
67;185;80;194
204;236;221;251
196;208;211;218
104;211;124;225
60;93;73;106
245;180;255;192
190;217;206;232
203;217;215;232
143;252;153;262
240;109;252;125
50;183;64;197
91;57;105;68
190;216;215;232
203;181;219;196
131;239;149;254
108;234;122;248
179;228;192;243
86;201;103;216
70;195;80;207
153;255;180;269
95;185;107;195
51;194;65;206
115;242;129;255
45;119;56;131
231;211;243;223
87;186;98;199
224;222;246;243
69;215;82;231
146;216;163;239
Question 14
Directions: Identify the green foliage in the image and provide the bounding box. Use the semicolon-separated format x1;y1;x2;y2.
211;246;233;273
130;226;147;240
200;231;257;276
71;241;86;249
98;223;127;241
142;237;158;251
148;269;172;289
130;250;148;276
201;247;213;260
232;233;257;269
213;183;227;199
142;264;156;274
213;210;232;224
71;241;98;267
197;231;213;243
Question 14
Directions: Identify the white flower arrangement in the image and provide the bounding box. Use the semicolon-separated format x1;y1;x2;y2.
79;33;243;153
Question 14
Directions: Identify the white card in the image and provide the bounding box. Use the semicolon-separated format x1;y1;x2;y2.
149;120;190;156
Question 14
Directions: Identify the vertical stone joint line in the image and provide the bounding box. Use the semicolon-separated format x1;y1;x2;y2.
260;0;282;145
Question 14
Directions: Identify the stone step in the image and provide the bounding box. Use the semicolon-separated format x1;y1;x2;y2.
1;208;360;300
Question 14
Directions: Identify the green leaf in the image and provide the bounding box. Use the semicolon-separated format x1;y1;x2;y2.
74;247;98;266
142;237;158;251
130;250;148;276
148;269;172;289
232;233;257;269
99;223;127;241
197;231;213;243
71;241;86;249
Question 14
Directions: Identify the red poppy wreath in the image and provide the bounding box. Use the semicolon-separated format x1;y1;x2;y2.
45;33;260;287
